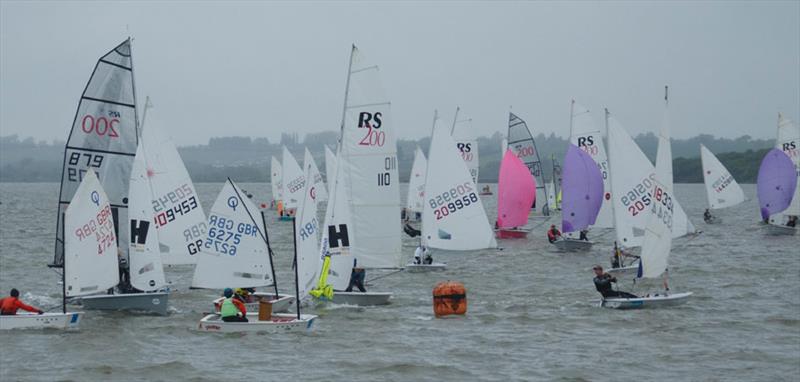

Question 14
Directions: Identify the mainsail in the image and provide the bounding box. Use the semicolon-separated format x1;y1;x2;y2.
406;147;427;215
451;108;479;185
700;144;746;210
128;143;167;291
191;179;274;289
324;145;337;185
561;144;604;233
507;112;549;216
497;150;536;228
54;39;138;267
423;116;496;250
320;45;402;292
569;101;613;228
304;148;328;202
270;156;283;203
757;148;798;222
64;171;120;297
295;160;322;300
776;113;800;221
282;146;306;211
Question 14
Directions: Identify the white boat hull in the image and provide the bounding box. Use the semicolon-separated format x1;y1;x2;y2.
328;291;392;306
765;223;797;235
0;312;83;330
212;293;295;314
553;239;593;251
405;262;447;272
79;291;169;315
197;312;316;333
606;264;640;278
601;292;693;309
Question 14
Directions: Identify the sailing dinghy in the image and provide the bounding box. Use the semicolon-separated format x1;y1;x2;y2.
404;146;427;224
508;112;551;218
495;149;536;239
280;146;305;221
760;113;799;235
700;144;746;224
757;148;798;235
553;144;604;251
602;88;692;308
569;100;611;228
270;156;283;210
310;45;398;306
304;148;328;202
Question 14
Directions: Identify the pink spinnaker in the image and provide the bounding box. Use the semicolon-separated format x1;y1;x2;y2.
497;149;537;228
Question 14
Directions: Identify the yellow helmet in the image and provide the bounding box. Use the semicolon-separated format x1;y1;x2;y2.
234;288;246;296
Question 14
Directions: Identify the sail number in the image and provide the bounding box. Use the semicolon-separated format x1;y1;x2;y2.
428;181;478;220
378;156;396;186
623;174;655;217
515;145;535;158
73;204;116;256
67;152;104;182
204;215;259;256
456;142;474;161
357;111;385;147
154;196;199;228
81;114;120;138
186;222;207;255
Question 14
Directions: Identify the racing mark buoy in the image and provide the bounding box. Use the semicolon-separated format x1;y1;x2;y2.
433;281;467;318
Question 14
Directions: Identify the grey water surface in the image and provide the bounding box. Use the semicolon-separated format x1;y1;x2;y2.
0;183;797;381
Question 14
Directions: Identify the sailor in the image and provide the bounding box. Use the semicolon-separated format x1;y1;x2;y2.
413;246;423;265
423;249;433;265
233;288;251;303
787;216;798;227
611;241;639;268
703;208;713;223
0;289;44;315
579;229;589;241
592;265;637;299
345;259;366;293
547;225;562;243
277;200;285;217
219;288;248;322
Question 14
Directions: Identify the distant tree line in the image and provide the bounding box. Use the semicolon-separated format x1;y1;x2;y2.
0;133;775;183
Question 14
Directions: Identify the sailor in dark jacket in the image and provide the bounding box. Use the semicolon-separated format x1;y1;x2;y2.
593;265;637;298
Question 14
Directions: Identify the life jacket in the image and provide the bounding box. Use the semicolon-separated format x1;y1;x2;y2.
219;297;239;318
547;229;557;241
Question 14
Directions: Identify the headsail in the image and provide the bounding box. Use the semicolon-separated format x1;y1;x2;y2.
270;156;283;204
304;148;328;202
128;143;167;291
423;117;497;250
497;150;536;228
191;179;273;289
54;39;138;267
569;101;613;228
757;148;798;222
451;108;479;185
64;171;120;297
700;144;746;210
406;147;427;215
561;144;604;233
282;146;305;211
507;112;549;216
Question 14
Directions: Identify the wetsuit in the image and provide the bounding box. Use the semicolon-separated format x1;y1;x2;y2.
0;297;42;315
593;274;637;299
346;268;366;292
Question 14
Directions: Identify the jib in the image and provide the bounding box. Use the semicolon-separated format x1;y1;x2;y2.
578;136;595;147
358;112;382;129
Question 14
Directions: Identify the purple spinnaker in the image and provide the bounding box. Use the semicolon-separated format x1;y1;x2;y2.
757;148;798;221
561;144;604;233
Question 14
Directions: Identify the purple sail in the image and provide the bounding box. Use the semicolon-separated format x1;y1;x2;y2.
757;148;798;221
561;144;604;232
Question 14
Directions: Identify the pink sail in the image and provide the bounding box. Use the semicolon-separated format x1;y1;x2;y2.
497;149;537;228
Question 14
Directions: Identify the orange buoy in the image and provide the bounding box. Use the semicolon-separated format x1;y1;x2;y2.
432;281;467;318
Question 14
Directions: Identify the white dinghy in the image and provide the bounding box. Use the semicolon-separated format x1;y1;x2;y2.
0;312;83;331
700;144;746;224
759;113;799;234
311;46;399;305
569;100;613;229
553;144;604;252
280;146;306;220
270;156;283;209
404;146;427;224
194;179;294;316
602;88;692;309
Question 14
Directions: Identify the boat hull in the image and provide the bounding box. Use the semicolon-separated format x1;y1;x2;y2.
0;312;83;330
79;291;169;315
197;313;316;333
601;292;693;309
494;228;530;239
405;262;447;272
606;264;640;278
764;224;797;235
328;291;392;306
553;239;593;251
212;293;294;314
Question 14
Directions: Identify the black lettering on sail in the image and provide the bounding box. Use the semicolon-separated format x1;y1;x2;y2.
130;219;150;245
327;224;350;248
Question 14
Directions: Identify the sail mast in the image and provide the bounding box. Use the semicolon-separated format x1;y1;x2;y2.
421;110;439;246
291;219;302;320
259;211;280;299
450;106;460;135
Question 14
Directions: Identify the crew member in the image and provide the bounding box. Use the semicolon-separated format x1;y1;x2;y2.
423;249;433;265
547;225;562;243
703;208;713;223
0;289;44;315
219;288;248;322
579;229;589;241
345;259;366;293
787;216;798;228
592;266;637;299
413;246;423;265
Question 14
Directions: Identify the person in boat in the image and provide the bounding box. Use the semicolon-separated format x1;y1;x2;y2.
611;241;638;269
547;225;562;243
233;288;253;303
787;215;798;228
703;208;713;223
579;229;589;241
423;250;433;265
277;200;285;217
345;259;366;293
482;185;491;194
0;289;44;315
592;266;637;299
116;247;137;294
404;222;421;238
413;245;423;265
220;288;248;322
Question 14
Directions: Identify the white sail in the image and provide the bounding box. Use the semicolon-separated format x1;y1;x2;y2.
451;111;479;185
606;113;694;248
423;117;497;250
295;160;322;300
570;101;613;228
191;179;273;289
54;39;138;268
270;156;283;203
508;112;549;215
406;147;427;214
140;120;207;265
282;146;305;210
776;113;800;219
128;143;166;291
64;171;120;297
320;149;355;290
700;144;746;210
640;99;674;279
324;145;337;185
304;148;328;202
546;181;557;210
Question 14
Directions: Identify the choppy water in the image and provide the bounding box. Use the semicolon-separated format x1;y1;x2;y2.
1;183;798;381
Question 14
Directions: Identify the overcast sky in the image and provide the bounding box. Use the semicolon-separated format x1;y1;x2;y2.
1;1;798;145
